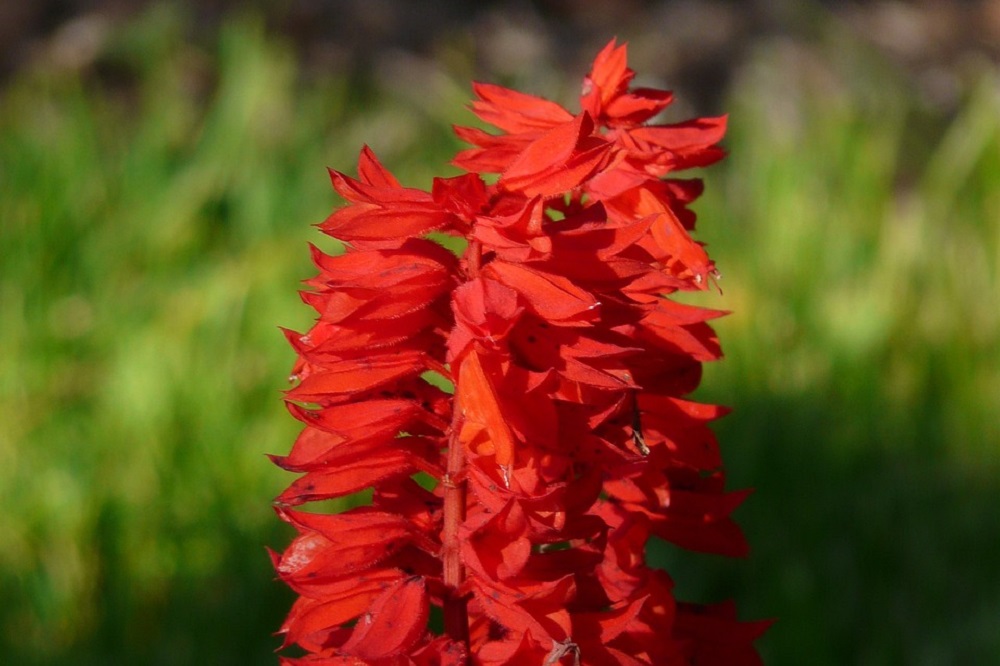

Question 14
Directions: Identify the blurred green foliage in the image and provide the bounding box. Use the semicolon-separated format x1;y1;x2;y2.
1;5;997;665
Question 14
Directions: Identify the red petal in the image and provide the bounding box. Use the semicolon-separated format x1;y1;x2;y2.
484;261;599;324
448;277;524;362
462;499;531;580
604;88;674;124
283;400;423;453
279;570;404;647
302;313;442;356
471;82;573;134
467;575;574;644
275;448;418;505
432;173;489;219
574;596;648;645
328;163;432;205
629;116;727;153
340;576;429;660
499;115;611;197
275;508;417;579
649;209;714;283
452;125;533;173
475;630;548;665
675;601;773;666
457;349;517;469
286;350;425;401
501;115;586;183
581;39;632;115
637;303;724;362
549;213;655;260
310;240;457;287
504;141;611;198
356;145;401;188
321;203;454;243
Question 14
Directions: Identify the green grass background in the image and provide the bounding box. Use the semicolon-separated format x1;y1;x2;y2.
1;5;997;664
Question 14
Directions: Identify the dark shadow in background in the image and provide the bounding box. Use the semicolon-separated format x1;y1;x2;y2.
651;387;1000;666
8;0;999;113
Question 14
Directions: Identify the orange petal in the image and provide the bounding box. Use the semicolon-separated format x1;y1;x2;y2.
457;349;516;469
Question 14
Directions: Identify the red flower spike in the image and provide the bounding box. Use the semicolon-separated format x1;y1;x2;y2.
272;40;769;665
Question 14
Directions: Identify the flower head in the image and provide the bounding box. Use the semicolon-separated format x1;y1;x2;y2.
273;39;769;664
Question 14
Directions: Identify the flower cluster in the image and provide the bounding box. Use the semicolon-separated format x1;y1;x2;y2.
272;40;769;665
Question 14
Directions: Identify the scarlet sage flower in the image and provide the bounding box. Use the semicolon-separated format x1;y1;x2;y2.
272;39;770;665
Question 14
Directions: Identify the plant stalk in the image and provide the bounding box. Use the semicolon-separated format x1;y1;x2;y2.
442;410;469;648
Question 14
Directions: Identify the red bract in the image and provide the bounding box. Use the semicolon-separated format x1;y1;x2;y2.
273;38;770;665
